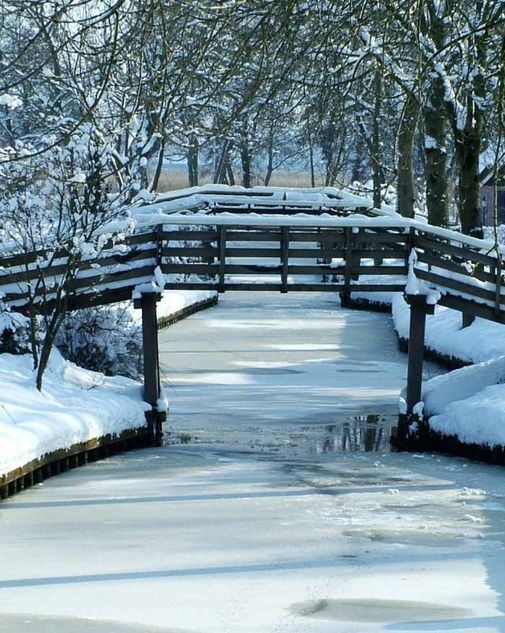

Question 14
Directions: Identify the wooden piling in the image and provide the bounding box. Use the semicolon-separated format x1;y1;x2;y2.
404;294;435;414
135;292;164;446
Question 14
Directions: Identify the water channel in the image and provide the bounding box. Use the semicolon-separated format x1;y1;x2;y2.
1;291;505;632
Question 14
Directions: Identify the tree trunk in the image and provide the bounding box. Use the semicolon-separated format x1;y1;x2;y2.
456;130;483;237
187;134;199;187
36;307;66;391
371;69;384;209
150;137;166;192
421;8;449;227
264;134;274;186
308;129;315;188
396;93;420;218
424;80;449;227
213;142;230;184
240;137;252;188
226;159;235;186
351;133;367;183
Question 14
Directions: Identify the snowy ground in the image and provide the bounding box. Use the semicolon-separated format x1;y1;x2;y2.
350;283;505;449
0;350;148;477
2;292;505;632
0;289;215;478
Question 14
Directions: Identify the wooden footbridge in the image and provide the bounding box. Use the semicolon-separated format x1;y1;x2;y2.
1;186;504;445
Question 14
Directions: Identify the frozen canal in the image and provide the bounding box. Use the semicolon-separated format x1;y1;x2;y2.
2;292;505;632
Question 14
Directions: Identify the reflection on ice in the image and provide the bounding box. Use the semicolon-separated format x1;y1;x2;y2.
167;414;394;457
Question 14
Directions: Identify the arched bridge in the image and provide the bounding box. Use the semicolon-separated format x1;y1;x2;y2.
1;186;504;444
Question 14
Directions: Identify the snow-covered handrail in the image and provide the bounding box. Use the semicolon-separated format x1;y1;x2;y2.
1;186;504;326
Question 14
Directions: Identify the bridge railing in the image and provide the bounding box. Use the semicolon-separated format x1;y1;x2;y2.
0;215;504;323
2;209;505;435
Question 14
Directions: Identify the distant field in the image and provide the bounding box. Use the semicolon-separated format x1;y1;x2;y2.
156;168;329;191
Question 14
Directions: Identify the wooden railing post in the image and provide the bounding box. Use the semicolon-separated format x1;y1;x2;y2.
340;227;353;306
495;254;502;318
404;294;435;414
461;312;475;328
134;291;165;446
218;226;226;293
281;226;290;293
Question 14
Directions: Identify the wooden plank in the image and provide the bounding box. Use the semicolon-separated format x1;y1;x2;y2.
414;233;496;266
352;248;408;258
353;266;407;275
346;283;406;292
0;239;147;269
414;268;499;304
289;232;344;243
224;230;282;241
404;296;433;414
344;227;352;296
67;287;140;310
139;293;160;443
417;250;495;283
0;246;157;286
354;233;408;244
210;205;331;214
438;293;505;323
70;265;155;291
162;246;218;258
222;283;346;292
162;230;218;241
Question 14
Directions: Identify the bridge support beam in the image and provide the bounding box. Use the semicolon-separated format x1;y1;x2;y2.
134;292;166;446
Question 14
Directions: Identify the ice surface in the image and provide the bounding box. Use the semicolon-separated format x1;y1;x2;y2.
2;291;504;632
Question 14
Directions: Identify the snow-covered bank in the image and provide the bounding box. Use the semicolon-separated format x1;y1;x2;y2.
0;289;218;482
390;294;505;453
422;357;505;448
0;350;148;478
347;286;505;455
392;294;505;366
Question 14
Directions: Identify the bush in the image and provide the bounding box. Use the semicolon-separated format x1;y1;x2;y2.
0;299;30;355
56;303;142;379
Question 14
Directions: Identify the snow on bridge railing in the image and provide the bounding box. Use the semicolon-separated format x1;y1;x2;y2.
0;186;504;324
128;184;392;222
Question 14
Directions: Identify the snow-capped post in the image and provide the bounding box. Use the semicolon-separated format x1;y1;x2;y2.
404;294;435;415
134;291;164;446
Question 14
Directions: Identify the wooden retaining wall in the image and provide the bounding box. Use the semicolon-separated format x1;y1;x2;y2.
392;417;505;465
157;294;218;329
0;427;152;501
